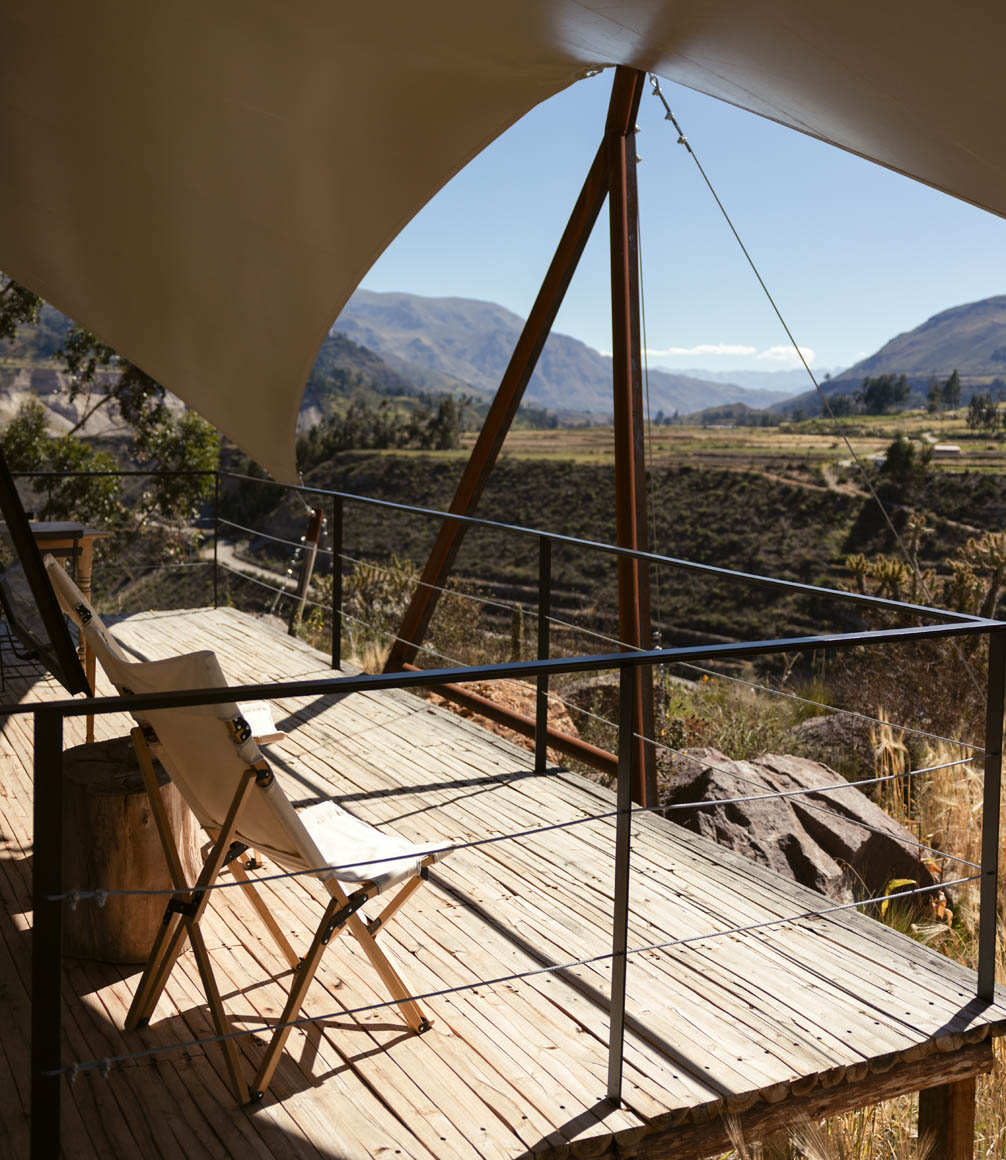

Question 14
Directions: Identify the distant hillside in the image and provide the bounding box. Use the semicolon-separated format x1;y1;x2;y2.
777;295;1006;414
836;296;1006;382
3;301;497;437
334;289;793;418
298;330;491;430
672;366;842;395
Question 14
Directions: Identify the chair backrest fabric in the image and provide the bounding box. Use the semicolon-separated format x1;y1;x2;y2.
44;553;134;668
44;555;328;874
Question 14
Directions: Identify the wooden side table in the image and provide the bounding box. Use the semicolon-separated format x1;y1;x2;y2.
32;521;110;741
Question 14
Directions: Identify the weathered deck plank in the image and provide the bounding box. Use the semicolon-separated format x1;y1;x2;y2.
2;605;1004;1158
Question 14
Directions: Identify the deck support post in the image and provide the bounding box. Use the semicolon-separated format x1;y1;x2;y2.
978;626;1005;998
917;1076;977;1160
607;663;635;1104
31;708;64;1160
385;71;658;803
606;67;657;806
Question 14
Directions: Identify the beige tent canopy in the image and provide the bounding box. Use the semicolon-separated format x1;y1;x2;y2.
2;2;1005;480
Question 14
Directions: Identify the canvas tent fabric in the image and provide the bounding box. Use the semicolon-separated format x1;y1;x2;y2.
3;2;1005;480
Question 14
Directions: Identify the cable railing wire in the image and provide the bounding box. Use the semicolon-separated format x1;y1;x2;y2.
217;517;332;557
48;746;979;908
43;874;977;1082
219;547;985;760
540;609;984;753
204;600;985;875
222;534;983;757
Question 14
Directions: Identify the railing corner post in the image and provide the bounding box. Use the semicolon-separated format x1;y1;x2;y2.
213;471;221;610
332;496;344;671
978;626;1006;999
31;707;65;1159
607;662;635;1104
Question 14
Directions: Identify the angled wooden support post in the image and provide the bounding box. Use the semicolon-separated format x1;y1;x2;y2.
384;73;627;674
607;66;657;806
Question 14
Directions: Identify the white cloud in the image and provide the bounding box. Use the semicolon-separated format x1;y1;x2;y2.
644;343;758;357
755;345;816;366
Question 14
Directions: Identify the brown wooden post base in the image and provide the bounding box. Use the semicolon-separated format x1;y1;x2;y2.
918;1075;977;1160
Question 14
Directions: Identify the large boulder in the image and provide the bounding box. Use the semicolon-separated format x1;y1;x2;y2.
660;748;934;903
787;712;877;780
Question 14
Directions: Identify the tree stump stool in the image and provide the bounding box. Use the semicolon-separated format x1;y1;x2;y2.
62;735;203;963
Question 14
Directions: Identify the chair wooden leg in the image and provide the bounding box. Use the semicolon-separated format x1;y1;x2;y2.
347;910;427;1033
251;894;348;1097
364;872;425;937
125;910;189;1028
229;860;300;970
918;1076;976;1160
189;922;250;1103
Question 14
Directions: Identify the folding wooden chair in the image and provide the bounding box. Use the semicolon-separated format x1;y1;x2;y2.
45;556;449;1102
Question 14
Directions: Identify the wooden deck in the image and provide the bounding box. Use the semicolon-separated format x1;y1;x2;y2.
2;606;1005;1158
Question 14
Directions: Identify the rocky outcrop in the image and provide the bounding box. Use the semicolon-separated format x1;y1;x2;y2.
660;748;934;903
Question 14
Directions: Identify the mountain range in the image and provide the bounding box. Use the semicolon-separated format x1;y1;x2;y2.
332;290;793;417
8;288;1006;434
777;296;1006;414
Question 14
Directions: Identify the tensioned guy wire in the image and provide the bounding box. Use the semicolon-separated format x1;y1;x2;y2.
647;73;985;698
44;875;978;1081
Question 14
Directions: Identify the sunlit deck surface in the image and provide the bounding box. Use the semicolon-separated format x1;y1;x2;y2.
3;606;1006;1158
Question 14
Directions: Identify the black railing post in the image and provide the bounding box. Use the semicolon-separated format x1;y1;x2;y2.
979;627;1006;999
535;536;552;772
607;663;635;1104
332;496;343;670
213;471;221;609
31;708;64;1160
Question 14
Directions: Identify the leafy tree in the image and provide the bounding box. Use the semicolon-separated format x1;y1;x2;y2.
926;378;942;413
855;374;909;414
880;435;930;483
296;392;469;470
0;276;41;343
967;391;999;432
0;274;220;523
828;393;857;417
0;397;120;522
941;369;961;410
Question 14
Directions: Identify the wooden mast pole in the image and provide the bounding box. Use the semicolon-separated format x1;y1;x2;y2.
606;67;657;806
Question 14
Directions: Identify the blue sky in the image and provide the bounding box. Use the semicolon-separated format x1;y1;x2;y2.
361;69;1006;379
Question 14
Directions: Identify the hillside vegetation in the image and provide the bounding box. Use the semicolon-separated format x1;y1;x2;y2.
218;446;1006;655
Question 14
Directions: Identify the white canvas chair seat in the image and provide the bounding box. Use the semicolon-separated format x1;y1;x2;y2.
300;800;447;891
44;555;451;1103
